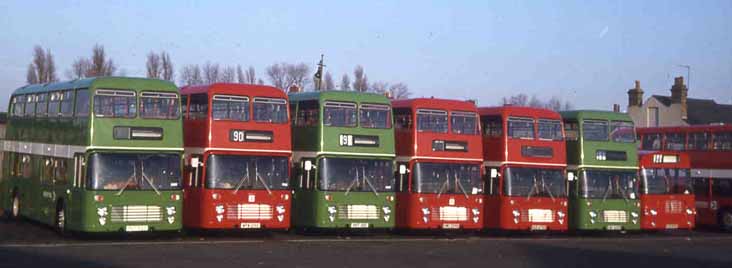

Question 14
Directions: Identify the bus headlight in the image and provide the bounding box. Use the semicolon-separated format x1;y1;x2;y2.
631;212;638;218
97;207;108;226
276;205;286;215
589;211;597;218
512;210;520;217
328;206;337;222
382;206;391;215
472;208;480;215
166;206;176;216
650;209;657;216
686;208;693;215
557;211;566;219
215;205;225;222
421;208;430;215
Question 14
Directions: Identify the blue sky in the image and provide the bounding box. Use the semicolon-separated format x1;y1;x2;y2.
1;0;730;110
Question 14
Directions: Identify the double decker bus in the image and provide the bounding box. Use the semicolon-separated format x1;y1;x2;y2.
180;83;291;230
480;106;568;231
637;125;732;230
560;110;640;231
392;98;483;230
1;77;183;233
638;151;695;230
289;91;395;231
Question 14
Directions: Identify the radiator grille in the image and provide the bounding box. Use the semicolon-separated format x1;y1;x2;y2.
522;209;554;223
337;205;379;220
111;205;162;223
226;204;272;220
602;210;627;223
432;206;468;221
665;200;683;214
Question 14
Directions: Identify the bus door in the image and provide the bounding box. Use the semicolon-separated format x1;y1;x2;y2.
70;154;86;227
183;154;204;223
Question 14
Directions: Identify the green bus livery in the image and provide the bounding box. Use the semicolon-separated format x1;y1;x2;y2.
560;110;640;231
289;91;396;230
1;77;184;233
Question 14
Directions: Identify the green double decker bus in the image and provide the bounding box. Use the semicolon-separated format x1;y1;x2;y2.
289;91;396;231
561;110;640;231
1;77;184;233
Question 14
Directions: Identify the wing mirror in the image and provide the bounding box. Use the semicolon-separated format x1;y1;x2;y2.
567;172;575;181
304;160;313;171
490;168;499;179
399;164;408;175
191;157;200;167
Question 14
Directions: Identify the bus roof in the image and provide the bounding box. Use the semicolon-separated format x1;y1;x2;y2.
288;90;390;104
391;98;477;112
637;124;732;134
181;83;287;99
11;77;177;95
559;110;633;122
478;106;561;120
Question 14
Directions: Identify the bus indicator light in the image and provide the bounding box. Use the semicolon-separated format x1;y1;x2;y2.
94;195;104;202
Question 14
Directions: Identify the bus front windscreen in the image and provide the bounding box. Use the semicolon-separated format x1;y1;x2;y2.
642;168;692;195
581;169;638;200
319;158;393;193
504;167;566;197
88;153;181;191
412;163;482;195
206;155;289;190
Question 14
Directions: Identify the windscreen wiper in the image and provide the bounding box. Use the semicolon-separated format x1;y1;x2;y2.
344;168;360;196
541;177;555;201
436;176;450;198
527;177;540;201
454;173;469;199
602;178;612;202
361;166;379;196
140;161;161;195
233;165;251;194
253;163;272;195
116;163;137;196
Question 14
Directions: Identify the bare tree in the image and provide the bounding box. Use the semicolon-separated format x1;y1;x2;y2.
257;78;265;85
388;83;411;99
340;74;351;90
67;57;91;79
266;63;287;89
529;95;542;108
26;46;58;84
546;97;563;111
202;62;220;84
502;93;529;106
146;52;161;79
353;65;368;92
370;81;389;94
86;44;116;77
161;51;174;81
236;65;245;83
220;66;236;83
502;93;574;111
285;63;310;90
323;72;335;90
179;64;203;86
245;66;256;84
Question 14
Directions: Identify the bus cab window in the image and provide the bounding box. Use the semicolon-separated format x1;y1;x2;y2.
713;132;732;151
665;132;685;150
687;132;710;150
481;116;502;138
642;133;662;150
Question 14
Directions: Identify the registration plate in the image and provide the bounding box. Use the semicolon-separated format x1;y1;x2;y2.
350;223;369;228
240;223;262;229
125;225;149;232
530;225;547;231
442;223;460;229
665;224;679;229
606;225;622;230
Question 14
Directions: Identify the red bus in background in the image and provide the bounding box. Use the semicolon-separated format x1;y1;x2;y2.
480;106;568;231
638;151;695;230
392;98;484;230
637;125;732;230
180;83;291;230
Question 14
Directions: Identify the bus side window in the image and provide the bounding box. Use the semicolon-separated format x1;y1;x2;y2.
42;158;54;185
189;94;208;120
712;179;732;197
54;159;69;185
481;116;502;138
394;108;412;131
692;177;709;198
181;94;189;119
564;121;579;141
289;102;297;126
21;155;32;179
296;101;319;127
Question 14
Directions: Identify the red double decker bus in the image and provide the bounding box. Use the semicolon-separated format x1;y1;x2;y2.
392;98;484;230
638;151;695;230
480;106;568;231
637;125;732;230
180;83;291;230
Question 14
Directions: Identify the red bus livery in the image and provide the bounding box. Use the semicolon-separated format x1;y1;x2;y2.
181;83;292;230
637;125;732;230
480;106;568;231
638;151;695;230
392;98;484;230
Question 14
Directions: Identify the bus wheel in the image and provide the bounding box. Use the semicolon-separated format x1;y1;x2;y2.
55;202;67;235
721;210;732;231
10;194;20;219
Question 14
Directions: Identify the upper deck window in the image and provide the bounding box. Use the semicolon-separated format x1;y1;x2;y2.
140;92;180;120
687;132;710;151
538;119;563;141
93;89;137;118
188;93;208;120
23;95;36;116
295;100;319;127
451;111;478;135
641;133;662;150
360;104;391;129
394;108;412;130
60;90;74;117
417;109;448;133
713;132;732;151
253;97;288;123
323;101;357;127
564;121;579;141
35;93;48;116
74;89;90;117
481;116;502;138
664;132;685;150
610;121;635;143
507;117;534;139
212;95;249;121
582;120;608;141
12;95;24;116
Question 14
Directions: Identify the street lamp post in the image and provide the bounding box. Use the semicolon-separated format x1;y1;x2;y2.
677;65;690;89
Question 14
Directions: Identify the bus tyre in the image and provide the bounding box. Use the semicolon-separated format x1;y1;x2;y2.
721;210;732;231
55;202;67;235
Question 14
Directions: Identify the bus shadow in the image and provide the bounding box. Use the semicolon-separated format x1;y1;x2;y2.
0;247;119;268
